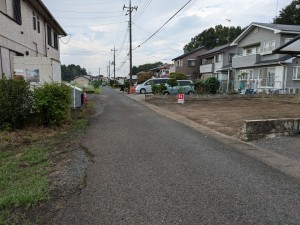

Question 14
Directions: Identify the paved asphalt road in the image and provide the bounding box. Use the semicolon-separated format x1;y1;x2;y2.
53;88;300;225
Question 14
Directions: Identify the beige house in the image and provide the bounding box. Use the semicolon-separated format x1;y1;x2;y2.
0;0;66;83
74;76;90;88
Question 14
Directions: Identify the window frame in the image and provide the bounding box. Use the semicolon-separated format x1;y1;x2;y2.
53;32;58;49
12;0;22;25
262;40;276;54
187;59;196;67
293;67;300;80
259;67;275;87
0;0;7;13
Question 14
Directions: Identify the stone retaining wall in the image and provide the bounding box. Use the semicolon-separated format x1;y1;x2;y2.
240;118;300;141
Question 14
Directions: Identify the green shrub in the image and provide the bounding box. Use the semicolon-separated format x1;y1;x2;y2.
166;78;178;87
194;80;207;94
151;83;167;95
204;77;220;94
169;72;187;80
0;77;33;130
137;72;152;84
34;83;71;126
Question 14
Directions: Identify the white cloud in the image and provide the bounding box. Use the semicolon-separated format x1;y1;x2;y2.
42;0;291;77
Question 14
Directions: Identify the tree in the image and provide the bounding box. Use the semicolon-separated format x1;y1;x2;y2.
183;25;243;52
137;72;152;84
61;64;88;82
133;62;163;74
273;0;300;25
169;72;187;80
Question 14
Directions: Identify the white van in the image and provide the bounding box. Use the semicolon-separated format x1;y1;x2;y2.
135;78;168;94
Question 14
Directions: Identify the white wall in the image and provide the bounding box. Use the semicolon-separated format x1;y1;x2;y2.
0;0;61;76
13;57;61;84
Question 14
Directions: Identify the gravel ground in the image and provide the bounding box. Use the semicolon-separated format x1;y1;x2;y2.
250;136;300;162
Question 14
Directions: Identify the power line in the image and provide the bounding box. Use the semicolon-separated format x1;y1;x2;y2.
47;0;122;5
51;10;122;13
133;0;193;50
63;22;126;27
133;0;152;22
56;15;121;19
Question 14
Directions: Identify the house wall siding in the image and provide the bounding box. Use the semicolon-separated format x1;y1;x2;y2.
0;0;61;77
174;48;207;79
286;58;300;90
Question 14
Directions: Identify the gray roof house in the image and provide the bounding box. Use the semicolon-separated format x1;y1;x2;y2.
231;22;300;93
273;35;300;56
198;44;237;93
0;0;66;83
172;46;207;80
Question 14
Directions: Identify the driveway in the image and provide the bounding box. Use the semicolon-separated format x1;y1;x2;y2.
52;88;300;225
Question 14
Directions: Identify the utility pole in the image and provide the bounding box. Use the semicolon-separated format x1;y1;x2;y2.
99;67;101;76
225;19;231;41
123;0;137;87
108;60;111;80
111;46;118;84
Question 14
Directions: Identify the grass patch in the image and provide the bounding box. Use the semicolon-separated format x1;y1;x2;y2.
0;146;50;216
94;87;102;95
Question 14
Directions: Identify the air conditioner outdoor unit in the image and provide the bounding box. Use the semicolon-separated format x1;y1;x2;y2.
289;88;299;94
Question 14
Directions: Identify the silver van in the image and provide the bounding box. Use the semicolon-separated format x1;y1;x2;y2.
135;78;168;94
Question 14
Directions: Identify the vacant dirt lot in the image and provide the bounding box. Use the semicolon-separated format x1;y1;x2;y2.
146;95;300;138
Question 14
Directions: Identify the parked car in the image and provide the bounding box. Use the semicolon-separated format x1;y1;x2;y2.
163;80;194;95
135;78;168;94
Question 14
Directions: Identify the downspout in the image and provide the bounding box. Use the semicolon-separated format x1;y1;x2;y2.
44;19;48;57
278;61;287;93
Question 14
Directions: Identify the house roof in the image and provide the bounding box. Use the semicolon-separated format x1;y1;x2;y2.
197;44;233;58
28;0;67;36
231;22;300;46
272;35;300;56
172;46;206;61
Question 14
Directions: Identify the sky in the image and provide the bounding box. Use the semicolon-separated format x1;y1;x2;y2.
42;0;292;77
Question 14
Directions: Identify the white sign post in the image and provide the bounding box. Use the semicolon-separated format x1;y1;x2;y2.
177;93;185;104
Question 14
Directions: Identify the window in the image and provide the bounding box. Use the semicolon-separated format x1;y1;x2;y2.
262;40;275;53
188;59;196;67
33;12;36;30
0;0;7;13
253;27;259;33
229;53;235;63
243;46;260;56
202;57;214;65
176;60;182;67
285;38;293;44
245;48;252;55
239;70;254;80
54;33;58;49
260;67;275;87
215;54;222;62
293;67;300;80
12;0;22;24
47;25;52;46
37;16;40;33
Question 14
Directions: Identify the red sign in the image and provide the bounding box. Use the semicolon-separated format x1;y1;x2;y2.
177;94;185;104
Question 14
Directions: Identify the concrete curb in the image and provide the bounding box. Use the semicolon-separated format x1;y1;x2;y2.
126;93;300;179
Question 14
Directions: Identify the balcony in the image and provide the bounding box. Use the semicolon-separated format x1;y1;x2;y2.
200;64;213;73
232;54;261;68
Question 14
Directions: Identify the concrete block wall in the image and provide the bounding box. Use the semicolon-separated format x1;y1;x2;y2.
240;118;300;141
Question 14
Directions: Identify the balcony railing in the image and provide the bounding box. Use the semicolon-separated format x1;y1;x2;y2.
232;54;261;68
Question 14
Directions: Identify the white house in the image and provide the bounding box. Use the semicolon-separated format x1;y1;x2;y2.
0;0;66;83
231;23;300;93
